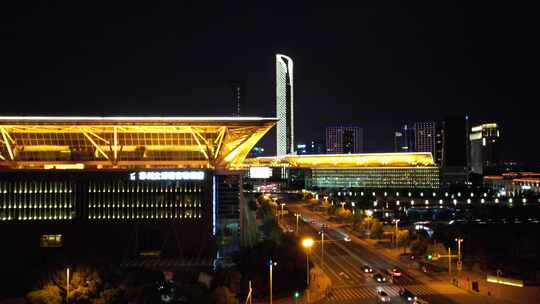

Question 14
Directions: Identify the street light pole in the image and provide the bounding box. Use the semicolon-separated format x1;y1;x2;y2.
455;238;463;272
66;267;70;304
302;238;314;303
394;219;400;248
280;203;285;221
295;213;300;235
320;229;325;269
269;260;277;304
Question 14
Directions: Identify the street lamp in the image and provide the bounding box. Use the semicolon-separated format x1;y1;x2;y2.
302;238;314;303
455;238;463;271
340;202;346;209
394;219;400;248
66;267;70;304
295;213;300;234
269;260;277;304
280;203;286;220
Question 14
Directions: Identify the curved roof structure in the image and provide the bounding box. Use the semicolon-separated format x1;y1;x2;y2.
0;116;276;170
244;152;436;168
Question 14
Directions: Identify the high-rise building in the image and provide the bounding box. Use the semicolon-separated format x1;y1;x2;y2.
326;125;364;154
231;81;245;116
470;123;500;175
297;140;325;155
276;54;294;156
440;115;470;186
394;124;415;152
442;116;469;168
413;122;442;165
309;140;325;155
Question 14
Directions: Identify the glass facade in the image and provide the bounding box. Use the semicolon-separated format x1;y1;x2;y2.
310;167;440;189
0;171;209;222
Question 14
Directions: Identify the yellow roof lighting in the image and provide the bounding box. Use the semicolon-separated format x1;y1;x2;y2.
0;116;276;170
243;152;436;169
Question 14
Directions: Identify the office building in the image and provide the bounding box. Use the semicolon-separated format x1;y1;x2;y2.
245;152;440;189
442;116;469;168
412;122;442;165
0;116;275;276
297;140;325;155
276;54;294;156
394;124;415;152
326;125;364;154
470;123;500;174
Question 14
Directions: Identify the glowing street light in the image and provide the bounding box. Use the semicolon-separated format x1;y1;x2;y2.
302;238;314;302
455;238;463;271
269;260;277;304
66;267;70;303
295;213;300;234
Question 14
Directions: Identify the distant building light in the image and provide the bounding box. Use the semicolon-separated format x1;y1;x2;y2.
130;171;205;181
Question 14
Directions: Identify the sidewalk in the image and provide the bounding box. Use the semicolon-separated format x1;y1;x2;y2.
344;225;538;304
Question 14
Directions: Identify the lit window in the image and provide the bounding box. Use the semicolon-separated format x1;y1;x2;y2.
40;234;63;247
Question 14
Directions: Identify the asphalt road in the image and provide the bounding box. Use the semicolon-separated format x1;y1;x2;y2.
284;204;478;304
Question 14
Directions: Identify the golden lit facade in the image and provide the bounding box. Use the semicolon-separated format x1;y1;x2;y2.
0;116;276;170
244;152;440;189
244;152;436;168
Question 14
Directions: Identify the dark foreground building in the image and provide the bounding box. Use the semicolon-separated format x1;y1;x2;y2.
0;116;275;293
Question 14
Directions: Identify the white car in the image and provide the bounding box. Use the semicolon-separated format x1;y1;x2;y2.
376;288;391;303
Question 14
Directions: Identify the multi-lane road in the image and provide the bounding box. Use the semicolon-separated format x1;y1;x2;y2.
285;203;483;304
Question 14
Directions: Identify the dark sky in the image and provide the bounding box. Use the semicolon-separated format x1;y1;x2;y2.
1;2;538;162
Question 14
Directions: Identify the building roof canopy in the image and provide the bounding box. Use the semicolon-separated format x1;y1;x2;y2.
0;116;276;170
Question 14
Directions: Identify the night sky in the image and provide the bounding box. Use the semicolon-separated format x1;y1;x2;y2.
1;2;538;162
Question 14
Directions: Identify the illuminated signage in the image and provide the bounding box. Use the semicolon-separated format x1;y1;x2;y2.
249;167;272;179
129;171;205;181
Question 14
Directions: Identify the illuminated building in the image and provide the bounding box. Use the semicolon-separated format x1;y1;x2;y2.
276;54;294;156
470;123;500;174
0;116;275;266
244;152;440;189
297;140;324;155
413;122;442;165
394;124;415;152
483;172;540;195
326;125;364;154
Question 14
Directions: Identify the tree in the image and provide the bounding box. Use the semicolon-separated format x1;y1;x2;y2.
396;229;410;247
335;208;352;220
409;239;429;257
26;285;63;304
370;220;383;239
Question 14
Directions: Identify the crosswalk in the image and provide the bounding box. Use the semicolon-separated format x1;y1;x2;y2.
321;284;435;302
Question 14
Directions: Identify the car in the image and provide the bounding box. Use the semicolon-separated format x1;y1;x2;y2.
362;265;373;273
388;267;402;277
376;288;391;303
373;273;387;283
399;288;417;303
343;235;351;242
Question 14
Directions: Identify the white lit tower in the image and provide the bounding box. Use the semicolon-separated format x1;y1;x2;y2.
276;54;294;156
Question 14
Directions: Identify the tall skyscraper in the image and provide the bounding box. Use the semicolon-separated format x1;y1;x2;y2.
296;140;325;155
394;124;415;152
231;81;245;116
276;54;294;156
413;122;442;164
470;123;500;175
442;116;469;168
326;125;364;154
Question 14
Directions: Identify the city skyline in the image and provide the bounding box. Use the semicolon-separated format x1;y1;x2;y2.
0;2;538;163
